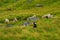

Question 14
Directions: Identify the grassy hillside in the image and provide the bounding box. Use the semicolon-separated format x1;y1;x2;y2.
0;0;60;40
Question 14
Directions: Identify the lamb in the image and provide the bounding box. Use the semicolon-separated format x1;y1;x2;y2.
5;18;9;24
13;18;18;22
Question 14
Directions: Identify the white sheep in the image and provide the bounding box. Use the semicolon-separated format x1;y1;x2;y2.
5;18;9;24
13;18;18;22
42;14;53;18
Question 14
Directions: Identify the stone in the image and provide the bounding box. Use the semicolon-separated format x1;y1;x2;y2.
36;4;43;7
23;21;30;26
27;15;39;21
6;24;13;27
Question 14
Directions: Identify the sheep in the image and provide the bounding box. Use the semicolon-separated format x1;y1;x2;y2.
42;14;53;18
13;18;18;22
5;18;9;24
33;22;37;28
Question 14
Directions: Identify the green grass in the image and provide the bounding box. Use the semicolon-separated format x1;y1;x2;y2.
0;0;60;40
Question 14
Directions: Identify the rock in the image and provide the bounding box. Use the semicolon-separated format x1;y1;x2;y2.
23;21;30;26
36;4;43;7
27;15;39;21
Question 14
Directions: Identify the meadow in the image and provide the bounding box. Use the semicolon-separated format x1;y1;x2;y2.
0;0;60;40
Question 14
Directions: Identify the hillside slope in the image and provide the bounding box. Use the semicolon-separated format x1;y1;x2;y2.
0;0;60;40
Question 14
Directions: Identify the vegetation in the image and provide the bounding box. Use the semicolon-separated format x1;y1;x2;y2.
0;0;60;40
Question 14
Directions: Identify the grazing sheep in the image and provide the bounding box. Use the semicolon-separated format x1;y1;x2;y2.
42;14;53;18
13;18;18;22
5;18;9;24
33;22;37;28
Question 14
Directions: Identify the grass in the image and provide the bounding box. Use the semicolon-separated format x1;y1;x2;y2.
0;0;60;40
